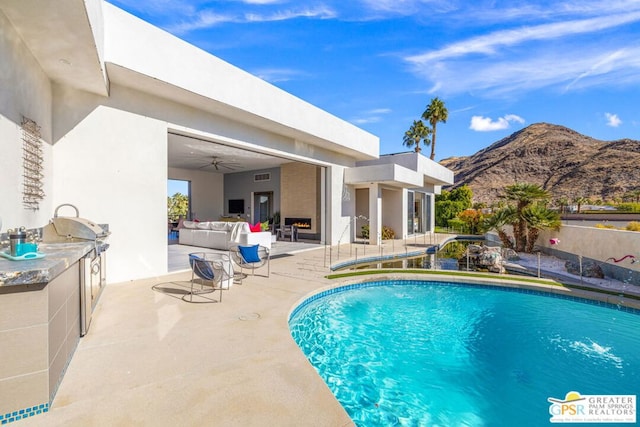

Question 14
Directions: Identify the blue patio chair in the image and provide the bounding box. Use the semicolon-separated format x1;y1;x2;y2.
186;252;232;302
229;244;270;284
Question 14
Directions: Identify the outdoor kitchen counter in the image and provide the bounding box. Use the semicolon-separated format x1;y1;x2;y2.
0;241;96;423
0;242;94;287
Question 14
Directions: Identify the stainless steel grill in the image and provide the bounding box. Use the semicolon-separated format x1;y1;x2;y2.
43;204;110;336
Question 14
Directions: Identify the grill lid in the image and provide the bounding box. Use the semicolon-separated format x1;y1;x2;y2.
45;203;109;241
50;216;109;240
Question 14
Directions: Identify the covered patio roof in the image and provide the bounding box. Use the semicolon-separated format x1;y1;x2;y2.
346;151;454;189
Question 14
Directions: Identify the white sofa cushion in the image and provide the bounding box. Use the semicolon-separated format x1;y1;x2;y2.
209;221;229;231
178;222;253;250
239;231;272;250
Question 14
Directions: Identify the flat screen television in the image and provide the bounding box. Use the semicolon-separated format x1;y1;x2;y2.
228;199;244;214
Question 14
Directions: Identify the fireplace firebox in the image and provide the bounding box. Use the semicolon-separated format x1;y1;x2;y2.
284;217;311;229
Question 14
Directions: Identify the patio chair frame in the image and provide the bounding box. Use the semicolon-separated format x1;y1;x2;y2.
185;252;232;303
229;244;270;284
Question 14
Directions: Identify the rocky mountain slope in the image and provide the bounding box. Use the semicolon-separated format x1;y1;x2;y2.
439;123;640;204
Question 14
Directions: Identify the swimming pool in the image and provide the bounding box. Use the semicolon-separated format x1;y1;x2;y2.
289;280;640;426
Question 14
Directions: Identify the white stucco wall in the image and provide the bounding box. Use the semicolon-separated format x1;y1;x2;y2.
52;84;168;283
0;10;54;230
537;225;640;266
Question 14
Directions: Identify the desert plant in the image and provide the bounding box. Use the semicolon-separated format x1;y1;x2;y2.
595;223;618;229
522;203;561;252
447;218;466;233
501;183;551;252
361;225;395;240
403;119;431;153
422;96;448;160
457;208;484;234
482;205;517;249
626;221;640;232
361;224;369;239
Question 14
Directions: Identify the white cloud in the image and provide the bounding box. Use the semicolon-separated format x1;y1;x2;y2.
407;12;640;65
366;108;392;114
358;0;454;15
351;108;391;124
403;11;640;96
470;115;525;132
251;67;307;83
605;112;622;127
504;114;525;124
245;6;336;22
167;5;336;33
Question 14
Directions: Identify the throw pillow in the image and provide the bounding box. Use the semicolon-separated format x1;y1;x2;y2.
260;221;269;231
249;222;261;232
238;244;261;263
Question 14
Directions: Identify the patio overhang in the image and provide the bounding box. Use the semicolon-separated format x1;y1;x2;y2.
0;0;109;96
348;151;455;189
102;4;379;161
344;164;424;188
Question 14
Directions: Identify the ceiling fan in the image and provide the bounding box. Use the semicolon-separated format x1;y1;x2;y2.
199;156;240;171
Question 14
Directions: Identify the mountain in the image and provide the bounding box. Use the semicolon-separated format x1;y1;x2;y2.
439;123;640;204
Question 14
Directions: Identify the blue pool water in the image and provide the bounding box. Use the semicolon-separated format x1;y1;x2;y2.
289;281;640;426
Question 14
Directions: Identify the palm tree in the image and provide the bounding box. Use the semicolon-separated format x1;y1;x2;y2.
501;183;550;252
403;119;431;153
483;206;517;249
522;204;561;253
624;189;640;203
555;196;569;214
573;196;589;213
421;97;448;160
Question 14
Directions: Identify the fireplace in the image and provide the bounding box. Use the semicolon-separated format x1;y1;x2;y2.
285;217;312;229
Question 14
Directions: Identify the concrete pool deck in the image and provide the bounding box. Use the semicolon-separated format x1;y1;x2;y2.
12;241;640;426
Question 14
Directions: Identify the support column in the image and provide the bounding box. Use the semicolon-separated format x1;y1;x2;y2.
368;183;382;246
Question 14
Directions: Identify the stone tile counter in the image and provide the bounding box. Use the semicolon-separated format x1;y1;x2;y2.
0;242;94;287
0;242;94;424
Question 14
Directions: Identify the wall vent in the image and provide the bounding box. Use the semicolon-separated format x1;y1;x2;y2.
254;173;271;182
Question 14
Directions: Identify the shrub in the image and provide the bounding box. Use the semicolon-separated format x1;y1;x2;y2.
382;226;395;240
595;223;618;229
447;218;467;233
435;200;467;227
626;221;640;232
360;224;395;240
617;203;640;213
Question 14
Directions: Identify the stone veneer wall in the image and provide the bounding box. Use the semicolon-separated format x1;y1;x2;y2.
280;163;320;236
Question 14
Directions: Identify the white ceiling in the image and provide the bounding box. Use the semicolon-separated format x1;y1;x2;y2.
167;132;292;174
0;0;108;96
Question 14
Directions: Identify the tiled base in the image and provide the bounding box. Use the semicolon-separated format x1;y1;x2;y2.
0;403;48;425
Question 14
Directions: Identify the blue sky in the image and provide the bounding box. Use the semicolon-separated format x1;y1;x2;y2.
109;0;640;161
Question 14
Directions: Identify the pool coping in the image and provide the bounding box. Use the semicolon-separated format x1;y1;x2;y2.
290;272;640;322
